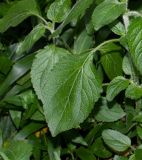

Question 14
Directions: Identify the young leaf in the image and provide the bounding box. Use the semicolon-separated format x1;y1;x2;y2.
47;0;71;23
16;24;46;55
125;83;142;100
95;103;126;122
111;21;126;36
0;140;32;160
127;18;142;75
52;0;94;36
76;147;96;160
101;52;123;80
92;0;126;30
102;129;131;152
106;76;130;101
122;56;133;76
0;0;40;33
31;45;70;101
40;53;102;136
73;30;93;54
91;137;112;158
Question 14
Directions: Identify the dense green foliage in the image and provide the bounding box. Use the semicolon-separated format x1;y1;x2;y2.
1;0;142;159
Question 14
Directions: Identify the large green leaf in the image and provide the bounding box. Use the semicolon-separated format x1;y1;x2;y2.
0;140;32;160
31;45;70;101
52;0;94;36
127;18;142;74
101;52;123;80
92;0;126;30
106;76;130;101
125;83;142;100
102;129;131;152
47;0;71;23
0;0;40;33
40;53;102;136
16;24;46;55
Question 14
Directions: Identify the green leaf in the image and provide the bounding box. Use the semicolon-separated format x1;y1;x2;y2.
101;52;123;80
16;24;46;55
52;0;94;36
76;147;96;160
0;55;12;75
114;155;128;160
73;30;93;54
122;56;133;76
0;140;32;160
111;21;126;36
102;129;131;152
31;45;70;101
14;122;45;140
135;149;142;160
0;3;11;17
95;102;126;122
129;155;135;160
106;76;130;101
91;137;112;158
0;53;35;96
47;0;71;23
47;138;61;160
9;111;21;128
40;53;102;136
137;126;142;140
133;113;142;123
125;83;142;100
92;0;126;30
127;18;142;75
0;0;40;33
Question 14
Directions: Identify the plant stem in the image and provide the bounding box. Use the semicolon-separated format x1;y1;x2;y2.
91;38;120;54
34;14;49;27
127;11;142;17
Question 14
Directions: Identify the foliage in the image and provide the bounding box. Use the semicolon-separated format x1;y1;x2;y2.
1;0;142;159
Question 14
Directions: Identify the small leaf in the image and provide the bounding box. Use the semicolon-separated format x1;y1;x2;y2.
0;0;40;32
0;140;32;160
106;76;130;101
47;0;71;23
73;30;93;54
127;18;142;74
52;0;94;36
114;155;128;160
101;52;123;80
122;56;133;76
111;21;126;36
102;129;131;152
125;83;142;100
76;147;96;160
41;53;102;136
137;126;142;140
91;137;112;158
31;45;70;101
16;24;46;55
95;103;126;122
92;0;126;30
